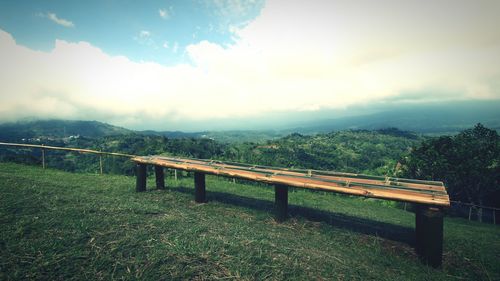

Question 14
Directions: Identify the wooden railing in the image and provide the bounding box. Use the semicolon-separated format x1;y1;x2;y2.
0;142;135;174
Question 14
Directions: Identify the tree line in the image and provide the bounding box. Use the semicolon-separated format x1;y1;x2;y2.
1;125;498;213
400;124;499;219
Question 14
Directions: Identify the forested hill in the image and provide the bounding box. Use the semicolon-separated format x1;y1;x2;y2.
0;120;285;143
0;126;420;176
100;129;419;175
0;120;131;141
233;130;419;175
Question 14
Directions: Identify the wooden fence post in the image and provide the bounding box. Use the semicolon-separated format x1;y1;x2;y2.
99;151;103;175
194;172;206;203
155;165;165;190
275;184;288;222
415;205;444;267
174;169;178;181
41;144;45;169
136;163;147;192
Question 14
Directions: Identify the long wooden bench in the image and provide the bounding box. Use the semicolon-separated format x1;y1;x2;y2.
132;155;450;267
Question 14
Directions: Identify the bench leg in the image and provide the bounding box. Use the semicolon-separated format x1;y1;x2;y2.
194;172;206;203
415;205;444;267
155;165;165;190
275;184;288;222
136;163;147;192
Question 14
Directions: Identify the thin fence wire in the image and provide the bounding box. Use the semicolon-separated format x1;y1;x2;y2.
448;200;499;225
0;141;180;179
0;141;134;175
0;142;135;158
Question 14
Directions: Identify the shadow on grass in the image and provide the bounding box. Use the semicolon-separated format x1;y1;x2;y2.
171;185;415;246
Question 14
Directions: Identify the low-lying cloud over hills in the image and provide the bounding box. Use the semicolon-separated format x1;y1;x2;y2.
1;0;499;130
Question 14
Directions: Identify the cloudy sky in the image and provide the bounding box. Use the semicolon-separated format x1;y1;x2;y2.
0;0;499;130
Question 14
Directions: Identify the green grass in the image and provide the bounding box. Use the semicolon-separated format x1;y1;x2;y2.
0;162;498;280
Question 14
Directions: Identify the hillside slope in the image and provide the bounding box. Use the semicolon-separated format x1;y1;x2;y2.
0;163;498;280
0;129;420;176
0;120;131;141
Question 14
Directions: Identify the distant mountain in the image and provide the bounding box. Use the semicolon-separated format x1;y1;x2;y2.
293;100;500;135
1;100;498;143
138;129;285;143
138;130;206;139
0;120;131;142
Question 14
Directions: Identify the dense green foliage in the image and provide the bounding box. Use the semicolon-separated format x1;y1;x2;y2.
227;130;418;175
1;163;498;280
401;124;500;211
0;120;131;141
141;129;286;143
0;128;419;177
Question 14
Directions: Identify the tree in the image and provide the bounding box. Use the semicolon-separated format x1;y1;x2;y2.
402;124;499;221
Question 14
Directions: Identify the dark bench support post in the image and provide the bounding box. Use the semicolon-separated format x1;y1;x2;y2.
275;184;288;222
136;163;147;192
194;172;206;203
155;165;165;190
415;205;444;268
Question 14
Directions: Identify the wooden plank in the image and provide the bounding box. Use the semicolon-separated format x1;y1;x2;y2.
132;156;450;207
206;162;446;193
134;158;444;205
136;156;446;193
148;155;444;187
218;165;446;194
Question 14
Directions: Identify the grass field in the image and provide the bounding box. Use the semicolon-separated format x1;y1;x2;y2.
0;162;498;280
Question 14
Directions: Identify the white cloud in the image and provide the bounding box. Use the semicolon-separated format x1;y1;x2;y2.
134;30;156;48
2;0;500;129
0;29;240;127
159;9;168;19
44;12;74;28
159;7;172;19
184;0;500;110
139;30;150;38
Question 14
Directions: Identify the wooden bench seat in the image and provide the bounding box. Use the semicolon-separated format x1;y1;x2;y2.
132;155;450;268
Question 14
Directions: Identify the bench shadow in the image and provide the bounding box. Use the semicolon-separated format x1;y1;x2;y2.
171;185;415;246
